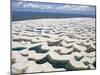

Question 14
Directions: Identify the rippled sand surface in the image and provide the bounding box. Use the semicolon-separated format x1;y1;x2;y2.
11;18;96;74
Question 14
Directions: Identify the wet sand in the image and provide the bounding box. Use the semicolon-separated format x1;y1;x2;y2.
11;18;96;74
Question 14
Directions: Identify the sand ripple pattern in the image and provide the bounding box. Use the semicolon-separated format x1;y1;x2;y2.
11;18;96;74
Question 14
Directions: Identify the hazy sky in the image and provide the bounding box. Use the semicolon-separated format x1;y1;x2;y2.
12;0;96;15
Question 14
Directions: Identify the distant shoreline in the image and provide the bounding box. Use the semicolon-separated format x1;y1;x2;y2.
12;17;95;21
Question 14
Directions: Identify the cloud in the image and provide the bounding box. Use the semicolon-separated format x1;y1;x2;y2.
16;2;23;6
15;1;53;10
23;3;40;8
56;5;73;10
56;5;91;11
13;1;95;14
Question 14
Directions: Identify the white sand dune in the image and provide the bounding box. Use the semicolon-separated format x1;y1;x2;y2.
12;18;96;74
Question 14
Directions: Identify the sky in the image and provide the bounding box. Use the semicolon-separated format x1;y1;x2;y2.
12;0;96;15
